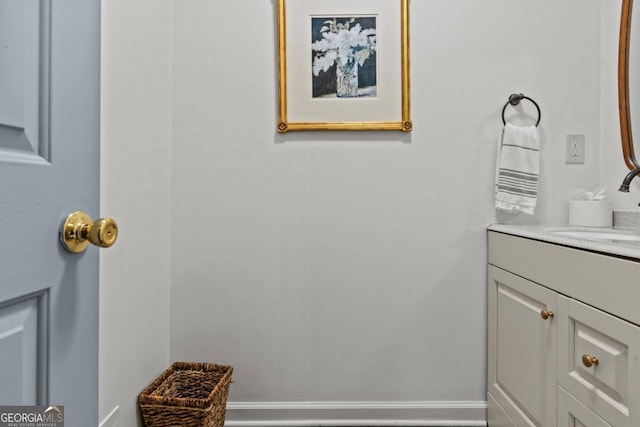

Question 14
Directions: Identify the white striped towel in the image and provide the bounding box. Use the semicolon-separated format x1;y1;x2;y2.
495;122;540;215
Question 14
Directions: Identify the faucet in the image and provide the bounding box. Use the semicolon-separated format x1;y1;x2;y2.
619;166;640;192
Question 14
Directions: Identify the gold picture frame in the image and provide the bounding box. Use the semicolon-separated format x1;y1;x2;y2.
276;0;412;133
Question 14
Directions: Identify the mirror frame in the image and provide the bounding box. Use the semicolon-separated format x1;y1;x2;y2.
620;0;638;170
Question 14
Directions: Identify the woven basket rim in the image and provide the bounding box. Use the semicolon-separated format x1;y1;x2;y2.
138;361;233;409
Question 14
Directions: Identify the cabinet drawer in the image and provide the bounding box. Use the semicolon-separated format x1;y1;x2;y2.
557;296;640;426
558;386;612;427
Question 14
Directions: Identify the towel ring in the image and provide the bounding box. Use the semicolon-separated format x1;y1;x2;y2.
501;93;541;127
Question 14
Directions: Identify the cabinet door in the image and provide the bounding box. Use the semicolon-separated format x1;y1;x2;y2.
488;392;518;427
557;295;640;426
488;266;557;426
557;386;612;427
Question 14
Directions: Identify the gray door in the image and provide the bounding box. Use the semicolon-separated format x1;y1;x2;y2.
0;0;101;425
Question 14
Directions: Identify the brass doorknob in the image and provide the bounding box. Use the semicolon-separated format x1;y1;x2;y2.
61;210;118;253
582;354;599;368
541;309;554;320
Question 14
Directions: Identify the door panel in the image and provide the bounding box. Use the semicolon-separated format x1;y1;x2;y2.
0;293;47;405
0;0;50;161
0;0;100;424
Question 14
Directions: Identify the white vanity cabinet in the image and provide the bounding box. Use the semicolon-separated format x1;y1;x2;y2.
557;387;612;427
488;230;640;427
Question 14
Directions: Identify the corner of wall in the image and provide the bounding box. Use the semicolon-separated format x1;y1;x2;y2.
99;0;173;425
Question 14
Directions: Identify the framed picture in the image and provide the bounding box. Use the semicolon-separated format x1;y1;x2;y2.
276;0;412;133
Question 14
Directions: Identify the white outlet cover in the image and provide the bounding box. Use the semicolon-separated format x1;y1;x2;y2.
566;134;585;164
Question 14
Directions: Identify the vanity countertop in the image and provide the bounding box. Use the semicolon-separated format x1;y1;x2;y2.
487;223;640;260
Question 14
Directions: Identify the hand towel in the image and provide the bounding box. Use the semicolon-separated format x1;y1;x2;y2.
495;122;540;215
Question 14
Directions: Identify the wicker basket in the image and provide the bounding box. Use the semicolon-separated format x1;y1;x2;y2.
139;362;233;427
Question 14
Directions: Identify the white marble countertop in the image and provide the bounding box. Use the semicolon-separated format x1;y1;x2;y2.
487;223;640;260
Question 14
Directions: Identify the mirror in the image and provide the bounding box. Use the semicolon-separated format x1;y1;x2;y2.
620;0;639;170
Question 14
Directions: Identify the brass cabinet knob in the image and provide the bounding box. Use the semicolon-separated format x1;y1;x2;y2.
582;354;599;368
61;210;119;253
540;309;554;320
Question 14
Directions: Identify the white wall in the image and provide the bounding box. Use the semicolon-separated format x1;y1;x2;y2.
169;1;602;425
99;1;172;426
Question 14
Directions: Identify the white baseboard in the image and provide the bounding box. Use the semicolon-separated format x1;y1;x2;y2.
99;406;120;427
225;401;487;426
